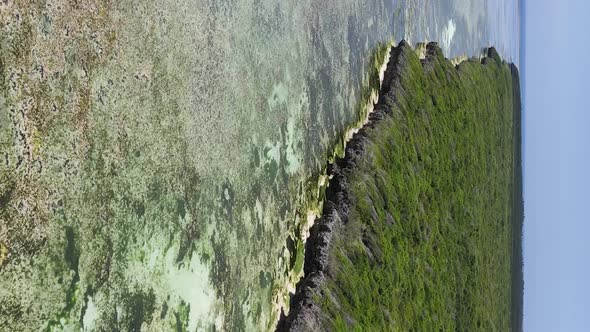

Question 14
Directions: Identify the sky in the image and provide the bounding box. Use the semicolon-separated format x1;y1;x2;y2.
523;0;590;331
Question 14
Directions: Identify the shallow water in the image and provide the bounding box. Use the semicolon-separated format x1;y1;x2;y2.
0;0;518;330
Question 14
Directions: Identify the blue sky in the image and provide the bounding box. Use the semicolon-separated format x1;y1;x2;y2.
523;0;590;330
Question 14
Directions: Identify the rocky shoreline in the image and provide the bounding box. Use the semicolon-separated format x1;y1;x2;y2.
277;40;416;331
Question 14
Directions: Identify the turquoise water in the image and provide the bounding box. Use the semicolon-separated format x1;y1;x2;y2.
0;0;518;330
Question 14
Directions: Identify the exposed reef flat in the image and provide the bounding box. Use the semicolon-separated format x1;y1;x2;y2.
0;1;399;330
279;41;522;331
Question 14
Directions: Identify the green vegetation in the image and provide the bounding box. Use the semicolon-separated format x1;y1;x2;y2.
316;43;521;331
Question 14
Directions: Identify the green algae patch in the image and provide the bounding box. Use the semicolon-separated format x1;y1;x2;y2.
0;243;7;267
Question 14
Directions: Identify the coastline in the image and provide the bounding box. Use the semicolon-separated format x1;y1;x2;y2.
276;40;416;331
270;41;394;330
277;41;522;331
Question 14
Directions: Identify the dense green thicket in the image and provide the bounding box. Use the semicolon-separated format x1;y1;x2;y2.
316;43;520;331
